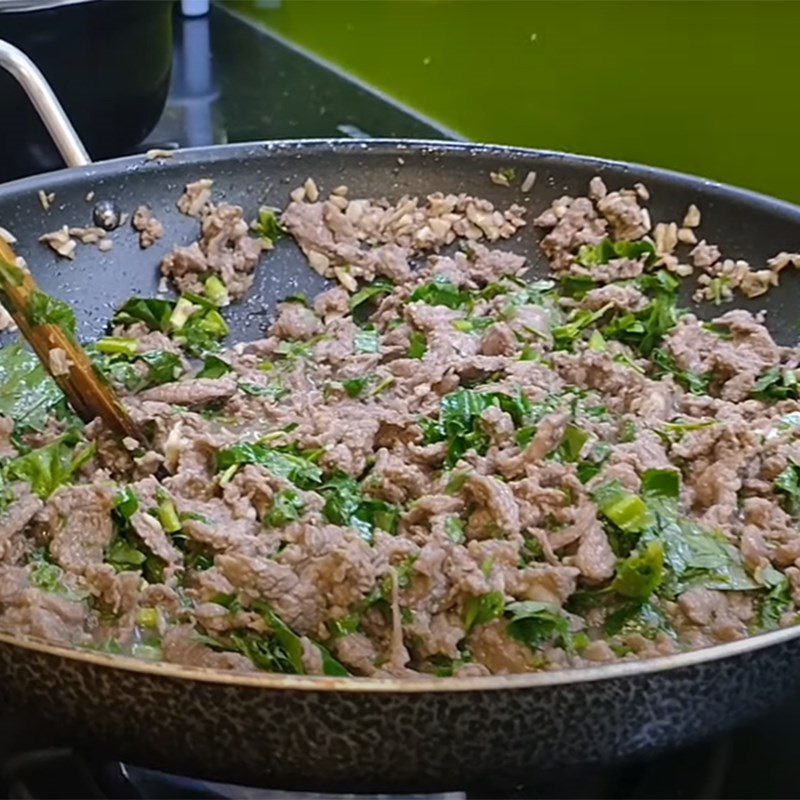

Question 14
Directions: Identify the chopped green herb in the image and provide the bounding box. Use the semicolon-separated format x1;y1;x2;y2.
265;489;305;527
575;239;656;268
96;337;138;358
197;355;232;379
554;424;588;463
354;326;380;354
603;599;672;638
113;297;174;332
27;290;77;334
349;278;393;324
320;474;399;542
204;275;230;307
422;389;532;467
0;342;66;431
751;368;799;402
444;515;465;544
641;468;680;500
342;377;370;397
775;461;800;514
463;590;505;634
504;601;570;650
650;348;712;395
593;481;653;534
612;541;664;599
407;330;428;359
216;444;322;489
5;432;94;499
254;207;284;245
410;278;472;310
29;560;63;593
757;576;791;631
552;305;611;350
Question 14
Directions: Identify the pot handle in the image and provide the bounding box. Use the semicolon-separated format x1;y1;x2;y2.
0;39;91;168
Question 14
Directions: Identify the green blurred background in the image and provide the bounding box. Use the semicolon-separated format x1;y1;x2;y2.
231;0;800;204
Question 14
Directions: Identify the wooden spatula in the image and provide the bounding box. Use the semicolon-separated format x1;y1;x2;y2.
0;236;143;441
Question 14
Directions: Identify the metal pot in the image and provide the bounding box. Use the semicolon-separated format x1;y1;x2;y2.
0;0;173;182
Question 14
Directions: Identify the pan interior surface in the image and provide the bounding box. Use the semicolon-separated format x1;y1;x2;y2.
0;140;799;691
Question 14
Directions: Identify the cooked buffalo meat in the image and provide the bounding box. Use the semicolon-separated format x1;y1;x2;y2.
2;176;800;680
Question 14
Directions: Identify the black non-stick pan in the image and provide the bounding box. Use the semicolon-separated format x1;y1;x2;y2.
1;40;800;795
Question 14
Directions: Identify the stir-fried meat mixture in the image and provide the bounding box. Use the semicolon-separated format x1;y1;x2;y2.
2;174;800;679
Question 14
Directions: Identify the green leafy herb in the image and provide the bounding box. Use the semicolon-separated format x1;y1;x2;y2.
254;207;284;245
96;337;138;358
349;278;393;324
5;432;94;499
216;602;348;676
504;601;570;650
114;487;139;521
29;560;63;593
27;290;76;334
603;599;672;638
342;377;370;397
238;382;289;401
354;325;380;354
444;515;465;544
463;590;505;634
641;468;680;500
559;273;596;300
650;348;712;395
175;303;229;357
612;541;664;599
757;576;791;631
642;498;756;597
113;295;228;358
407;330;427;359
203;275;229;307
452;317;495;335
328;613;361;639
775;461;800;514
422;389;532;467
113;297;174;332
603;283;678;357
575;238;656;268
0;342;66;431
410;278;472;310
265;489;305;527
593;481;653;534
751;368;799;402
320;474;399;541
197;355;232;379
552;305;612;350
553;424;588;463
216;443;322;489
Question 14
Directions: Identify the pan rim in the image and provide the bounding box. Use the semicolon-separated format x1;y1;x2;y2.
0;136;798;222
2;623;799;693
2;137;800;694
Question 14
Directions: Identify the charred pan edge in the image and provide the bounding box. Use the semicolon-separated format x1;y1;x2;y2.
1;138;799;693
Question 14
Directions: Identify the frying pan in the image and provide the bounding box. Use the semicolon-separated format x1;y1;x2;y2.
1;41;800;795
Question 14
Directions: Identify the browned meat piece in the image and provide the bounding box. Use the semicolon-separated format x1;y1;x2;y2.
132;205;164;249
140;378;237;407
176;178;213;217
0;485;42;560
48;485;114;573
269;301;322;341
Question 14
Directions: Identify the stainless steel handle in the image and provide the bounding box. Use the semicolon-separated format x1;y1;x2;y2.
0;39;91;168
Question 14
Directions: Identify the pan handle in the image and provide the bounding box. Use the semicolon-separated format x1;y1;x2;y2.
0;39;91;169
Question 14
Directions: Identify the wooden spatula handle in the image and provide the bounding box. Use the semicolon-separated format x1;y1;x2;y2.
0;237;144;441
